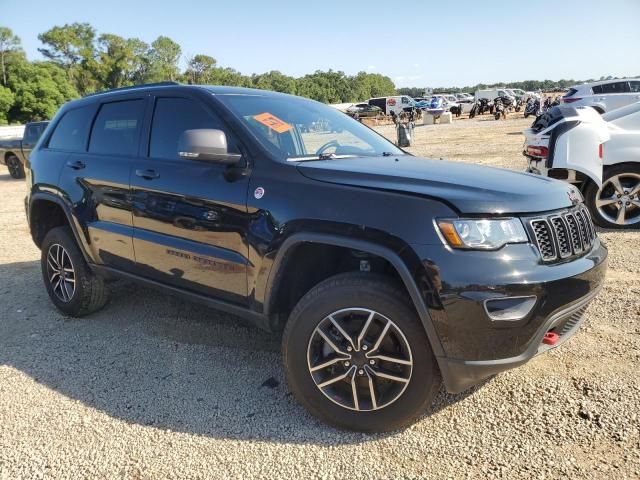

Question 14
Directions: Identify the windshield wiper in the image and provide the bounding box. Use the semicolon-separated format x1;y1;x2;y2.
287;154;358;162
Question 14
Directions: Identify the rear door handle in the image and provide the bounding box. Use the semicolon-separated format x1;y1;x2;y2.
65;160;85;170
135;169;160;180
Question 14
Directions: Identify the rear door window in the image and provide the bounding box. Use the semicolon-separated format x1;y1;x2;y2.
598;82;630;94
629;81;640;93
48;106;95;151
89;99;145;156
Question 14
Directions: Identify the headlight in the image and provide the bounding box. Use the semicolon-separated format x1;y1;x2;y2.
437;218;528;250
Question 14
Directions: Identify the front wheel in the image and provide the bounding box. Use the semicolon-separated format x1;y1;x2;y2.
6;154;24;179
41;226;109;316
584;165;640;229
282;272;440;432
495;111;501;120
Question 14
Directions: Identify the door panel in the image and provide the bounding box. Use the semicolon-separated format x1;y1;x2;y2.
130;95;250;303
57;97;145;270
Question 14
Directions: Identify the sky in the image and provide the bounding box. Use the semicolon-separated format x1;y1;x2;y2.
2;0;640;88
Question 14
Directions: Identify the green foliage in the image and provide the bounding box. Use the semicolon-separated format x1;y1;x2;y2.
0;27;22;86
0;85;14;124
146;36;181;82
6;59;77;123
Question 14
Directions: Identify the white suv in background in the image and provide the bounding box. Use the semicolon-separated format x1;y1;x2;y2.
562;78;640;113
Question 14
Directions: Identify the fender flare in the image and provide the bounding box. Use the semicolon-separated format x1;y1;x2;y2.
263;232;446;358
28;192;93;263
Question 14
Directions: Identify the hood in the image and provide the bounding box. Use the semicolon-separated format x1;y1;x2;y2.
297;156;576;214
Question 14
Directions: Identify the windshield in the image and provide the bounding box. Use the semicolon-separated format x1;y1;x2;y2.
216;93;404;161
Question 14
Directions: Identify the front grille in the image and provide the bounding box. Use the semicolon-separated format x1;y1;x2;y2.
529;205;596;263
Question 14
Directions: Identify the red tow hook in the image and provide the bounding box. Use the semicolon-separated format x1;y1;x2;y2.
543;331;560;346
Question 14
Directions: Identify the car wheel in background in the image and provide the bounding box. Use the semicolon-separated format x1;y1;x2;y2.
584;165;640;229
40;226;109;316
6;155;25;179
282;272;440;432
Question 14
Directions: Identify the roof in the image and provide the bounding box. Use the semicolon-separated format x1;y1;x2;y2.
576;78;640;87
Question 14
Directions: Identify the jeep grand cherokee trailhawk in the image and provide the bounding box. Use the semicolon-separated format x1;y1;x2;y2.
25;82;607;432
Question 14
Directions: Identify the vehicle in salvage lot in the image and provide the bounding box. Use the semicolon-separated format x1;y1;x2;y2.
346;103;383;118
524;103;640;228
26;82;606;432
0;121;49;179
561;78;640;113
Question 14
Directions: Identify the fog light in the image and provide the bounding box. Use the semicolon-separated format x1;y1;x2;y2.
484;296;537;321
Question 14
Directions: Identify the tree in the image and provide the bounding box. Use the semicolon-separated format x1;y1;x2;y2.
37;23;98;94
146;36;181;82
251;70;296;94
0;85;14;124
96;34;149;89
6;60;78;123
0;27;21;86
185;54;217;84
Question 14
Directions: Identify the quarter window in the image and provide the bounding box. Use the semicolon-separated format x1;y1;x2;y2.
149;97;237;160
89;100;145;156
48;107;94;151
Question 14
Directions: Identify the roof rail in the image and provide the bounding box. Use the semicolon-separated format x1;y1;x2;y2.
84;81;181;97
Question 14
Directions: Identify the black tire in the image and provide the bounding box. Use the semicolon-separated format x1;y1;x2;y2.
494;111;501;120
6;154;24;179
282;272;440;432
524;112;530;118
584;164;640;229
41;226;109;316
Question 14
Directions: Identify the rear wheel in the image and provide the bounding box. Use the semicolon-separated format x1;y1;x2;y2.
584;165;640;229
6;154;24;179
282;272;440;432
41;226;109;316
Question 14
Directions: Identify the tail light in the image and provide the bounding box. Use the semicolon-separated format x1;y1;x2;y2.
599;143;603;159
562;97;582;104
526;145;549;158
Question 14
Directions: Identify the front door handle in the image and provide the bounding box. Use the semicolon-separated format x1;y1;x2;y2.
135;169;160;180
65;160;85;170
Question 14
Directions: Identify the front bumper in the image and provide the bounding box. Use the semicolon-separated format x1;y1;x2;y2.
410;238;607;393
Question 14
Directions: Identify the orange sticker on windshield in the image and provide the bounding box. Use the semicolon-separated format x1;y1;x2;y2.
253;112;293;133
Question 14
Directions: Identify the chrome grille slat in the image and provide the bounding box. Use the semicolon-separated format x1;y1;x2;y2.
530;206;596;263
530;219;556;261
549;216;571;258
564;213;583;254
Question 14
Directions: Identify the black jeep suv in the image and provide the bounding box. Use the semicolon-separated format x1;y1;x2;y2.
26;82;607;432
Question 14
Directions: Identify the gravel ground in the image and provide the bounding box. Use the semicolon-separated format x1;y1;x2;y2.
1;115;639;479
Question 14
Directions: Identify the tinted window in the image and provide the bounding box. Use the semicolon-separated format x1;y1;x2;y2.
629;81;640;93
149;97;237;159
48;107;94;151
24;125;41;144
598;82;630;94
89;100;144;156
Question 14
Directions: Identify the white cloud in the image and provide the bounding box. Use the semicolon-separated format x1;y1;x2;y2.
367;65;376;70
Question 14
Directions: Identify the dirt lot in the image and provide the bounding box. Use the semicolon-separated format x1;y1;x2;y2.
1;115;639;479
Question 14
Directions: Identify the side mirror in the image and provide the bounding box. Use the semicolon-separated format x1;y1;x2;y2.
178;129;242;165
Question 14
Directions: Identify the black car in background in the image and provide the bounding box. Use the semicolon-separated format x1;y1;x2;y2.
0;121;49;178
346;103;382;118
25;82;606;432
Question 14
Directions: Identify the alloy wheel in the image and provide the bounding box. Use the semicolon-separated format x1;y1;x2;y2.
307;308;413;412
7;157;20;177
46;243;76;302
595;173;640;226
